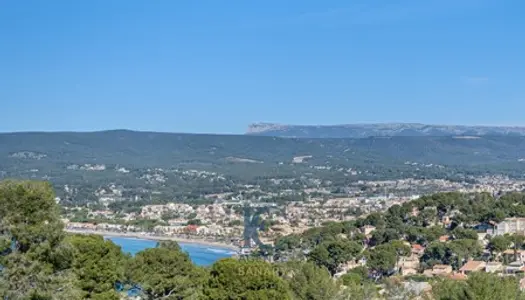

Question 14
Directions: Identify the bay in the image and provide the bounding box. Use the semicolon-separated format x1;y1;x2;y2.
106;236;235;266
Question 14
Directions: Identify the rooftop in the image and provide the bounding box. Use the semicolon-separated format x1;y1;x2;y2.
460;260;485;272
433;264;452;270
412;244;425;251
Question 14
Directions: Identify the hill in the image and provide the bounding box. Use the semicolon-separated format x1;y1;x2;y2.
246;122;525;138
2;130;525;169
2;130;525;205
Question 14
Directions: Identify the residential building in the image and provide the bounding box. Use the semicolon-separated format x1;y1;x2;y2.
485;262;503;273
398;255;420;270
503;249;525;262
411;244;425;256
459;260;486;275
493;218;525;236
423;264;453;277
505;261;525;274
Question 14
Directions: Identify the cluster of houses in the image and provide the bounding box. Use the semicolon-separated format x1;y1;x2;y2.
65;221;243;238
399;245;525;280
334;217;525;293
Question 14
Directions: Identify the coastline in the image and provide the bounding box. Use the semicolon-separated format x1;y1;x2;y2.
65;229;239;252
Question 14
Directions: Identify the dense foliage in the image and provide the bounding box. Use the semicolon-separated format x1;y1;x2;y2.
432;272;525;300
3;131;525;169
0;180;81;299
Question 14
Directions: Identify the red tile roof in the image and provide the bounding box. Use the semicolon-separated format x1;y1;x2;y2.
412;244;425;251
439;235;450;242
186;224;199;231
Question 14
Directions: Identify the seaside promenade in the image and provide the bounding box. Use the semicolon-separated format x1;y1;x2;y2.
65;228;240;251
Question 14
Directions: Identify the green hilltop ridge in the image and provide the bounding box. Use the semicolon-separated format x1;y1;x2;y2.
1;130;525;206
2;130;525;169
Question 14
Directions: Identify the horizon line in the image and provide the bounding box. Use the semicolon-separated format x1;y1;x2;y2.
250;122;525;128
4;122;525;135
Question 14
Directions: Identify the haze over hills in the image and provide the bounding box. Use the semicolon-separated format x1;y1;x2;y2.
246;123;525;138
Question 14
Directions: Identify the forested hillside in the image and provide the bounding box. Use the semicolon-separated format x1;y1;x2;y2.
2;131;525;206
2;130;525;172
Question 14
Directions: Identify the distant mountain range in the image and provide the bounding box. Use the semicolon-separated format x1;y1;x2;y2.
246;123;525;138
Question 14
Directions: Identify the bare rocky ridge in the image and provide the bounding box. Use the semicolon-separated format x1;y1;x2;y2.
246;122;525;138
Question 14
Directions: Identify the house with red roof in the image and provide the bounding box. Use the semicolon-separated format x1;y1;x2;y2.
411;244;425;256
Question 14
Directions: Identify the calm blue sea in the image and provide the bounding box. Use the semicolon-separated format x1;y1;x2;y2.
106;236;235;266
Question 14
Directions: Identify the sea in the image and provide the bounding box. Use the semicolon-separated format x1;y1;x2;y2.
106;236;236;266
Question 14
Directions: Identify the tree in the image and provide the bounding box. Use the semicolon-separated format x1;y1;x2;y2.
364;241;410;276
340;273;364;287
0;252;82;300
308;240;362;276
422;226;446;244
362;212;385;228
67;234;127;299
365;246;397;276
417;208;437;227
127;246;205;299
382;277;418;300
337;279;378;300
432;272;525;300
447;239;482;269
0;180;65;253
508;234;525;250
275;261;341;300
421;239;481;270
369;230;386;246
429;277;470;300
274;234;301;252
203;258;292;300
340;266;369;286
389;240;411;257
157;240;182;251
451;227;478;240
0;180;83;299
421;242;447;266
488;235;511;258
187;219;203;226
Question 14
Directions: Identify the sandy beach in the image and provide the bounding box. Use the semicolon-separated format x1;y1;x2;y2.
65;229;239;251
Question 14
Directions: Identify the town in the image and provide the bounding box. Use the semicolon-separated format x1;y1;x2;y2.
57;170;525;297
62;171;525;246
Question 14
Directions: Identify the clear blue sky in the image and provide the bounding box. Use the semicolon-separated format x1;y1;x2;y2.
1;0;524;133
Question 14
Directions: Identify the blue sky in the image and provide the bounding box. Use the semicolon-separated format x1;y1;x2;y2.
1;0;524;133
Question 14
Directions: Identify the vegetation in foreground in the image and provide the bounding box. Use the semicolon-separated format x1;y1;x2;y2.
2;180;525;299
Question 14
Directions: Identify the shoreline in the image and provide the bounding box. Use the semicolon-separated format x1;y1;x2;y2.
65;229;239;252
